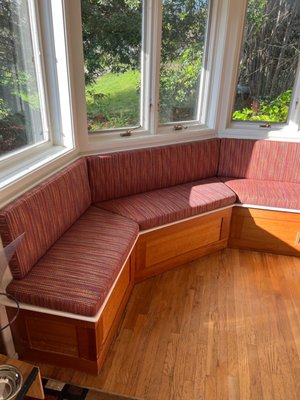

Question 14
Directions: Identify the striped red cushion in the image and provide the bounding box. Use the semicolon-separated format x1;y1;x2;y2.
87;139;220;202
96;178;236;230
0;159;91;279
6;207;139;317
222;178;300;209
218;139;300;182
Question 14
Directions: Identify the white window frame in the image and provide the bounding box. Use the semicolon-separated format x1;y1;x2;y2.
217;0;300;141
0;0;77;206
75;0;229;153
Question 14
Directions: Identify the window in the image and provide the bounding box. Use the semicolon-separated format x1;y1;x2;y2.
0;0;47;158
159;0;209;124
232;0;300;126
0;0;75;193
81;0;143;132
81;0;211;135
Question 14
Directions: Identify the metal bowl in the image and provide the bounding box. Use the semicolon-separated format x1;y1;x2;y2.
0;364;23;400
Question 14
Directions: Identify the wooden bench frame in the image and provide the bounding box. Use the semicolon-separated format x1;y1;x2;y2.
4;204;300;374
5;207;233;373
229;206;300;257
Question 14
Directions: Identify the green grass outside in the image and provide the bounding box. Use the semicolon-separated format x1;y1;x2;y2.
86;70;140;131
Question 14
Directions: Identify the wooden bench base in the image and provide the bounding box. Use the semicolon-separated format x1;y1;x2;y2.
229;207;300;256
6;205;300;374
135;208;232;281
6;208;232;373
6;253;135;374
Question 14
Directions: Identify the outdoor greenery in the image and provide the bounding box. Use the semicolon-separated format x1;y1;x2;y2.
233;90;292;122
86;70;140;130
232;90;292;122
1;0;300;152
82;0;209;129
233;0;300;123
0;0;42;155
82;0;300;129
159;48;202;122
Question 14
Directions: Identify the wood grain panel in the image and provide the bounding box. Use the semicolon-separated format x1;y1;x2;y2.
27;318;78;356
5;254;135;375
98;258;131;346
229;207;300;256
135;208;232;280
145;219;222;266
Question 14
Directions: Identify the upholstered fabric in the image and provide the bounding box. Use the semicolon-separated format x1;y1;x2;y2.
218;138;300;183
0;159;91;279
6;207;139;317
221;178;300;209
96;178;236;230
87;139;220;203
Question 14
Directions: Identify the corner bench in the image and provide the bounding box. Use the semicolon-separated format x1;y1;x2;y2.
0;137;299;373
218;139;300;255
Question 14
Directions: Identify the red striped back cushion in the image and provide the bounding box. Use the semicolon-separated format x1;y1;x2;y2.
218;139;300;182
0;159;91;279
87;139;220;202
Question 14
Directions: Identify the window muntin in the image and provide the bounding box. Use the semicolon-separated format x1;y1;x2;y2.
81;0;143;132
0;0;48;158
232;0;300;125
158;0;209;125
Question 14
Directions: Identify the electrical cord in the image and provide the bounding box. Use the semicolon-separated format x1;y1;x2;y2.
0;292;20;332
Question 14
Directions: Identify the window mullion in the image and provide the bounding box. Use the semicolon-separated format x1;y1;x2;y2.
217;0;247;134
37;0;62;145
29;1;50;143
288;56;300;132
196;0;214;125
146;0;162;135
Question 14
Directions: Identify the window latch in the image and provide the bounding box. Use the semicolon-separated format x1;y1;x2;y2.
174;124;188;131
120;125;141;137
259;123;271;128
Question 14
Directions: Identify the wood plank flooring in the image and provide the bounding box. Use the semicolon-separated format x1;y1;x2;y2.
38;249;300;400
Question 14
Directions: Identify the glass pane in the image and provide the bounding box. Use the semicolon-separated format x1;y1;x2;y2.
81;0;142;132
158;0;209;124
0;0;44;158
232;0;300;124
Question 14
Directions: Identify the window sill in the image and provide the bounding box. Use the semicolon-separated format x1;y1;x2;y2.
85;126;217;154
0;145;78;208
219;123;300;142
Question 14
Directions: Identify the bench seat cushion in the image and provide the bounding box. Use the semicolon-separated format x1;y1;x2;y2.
6;207;139;317
221;178;300;210
0;159;91;280
95;178;236;230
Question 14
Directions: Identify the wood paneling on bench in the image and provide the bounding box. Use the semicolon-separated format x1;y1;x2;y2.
6;254;135;374
135;208;232;281
229;207;300;256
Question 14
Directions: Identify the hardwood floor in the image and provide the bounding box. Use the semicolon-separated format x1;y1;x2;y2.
38;249;300;400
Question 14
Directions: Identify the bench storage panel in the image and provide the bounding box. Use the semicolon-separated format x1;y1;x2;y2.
6;253;135;374
6;308;99;373
229;207;300;256
135;208;232;281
